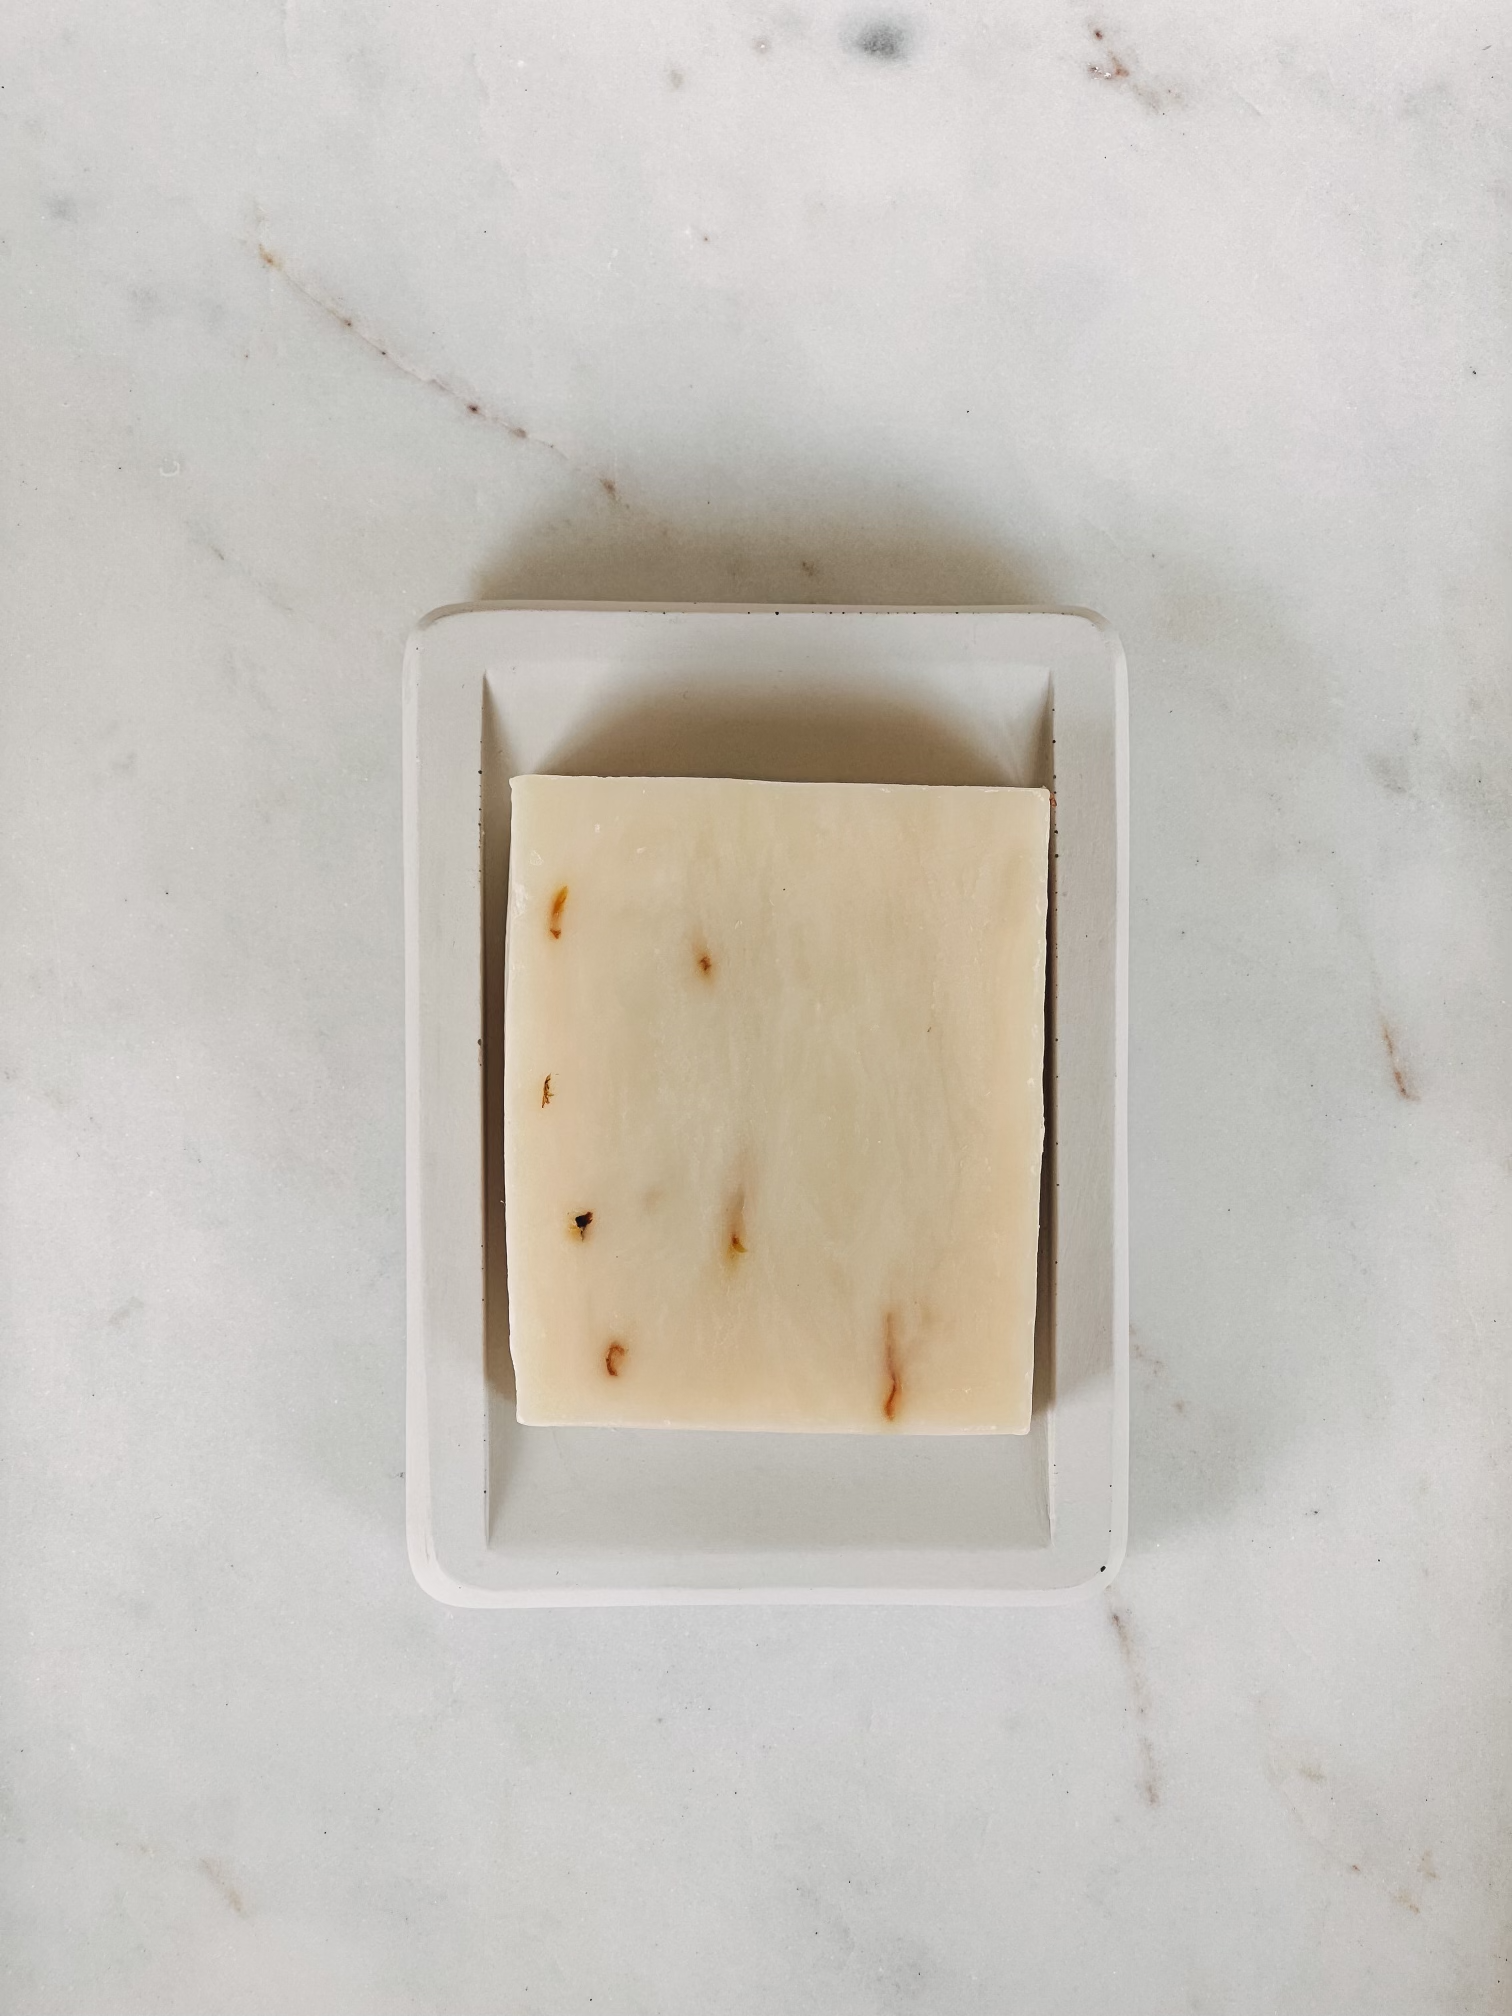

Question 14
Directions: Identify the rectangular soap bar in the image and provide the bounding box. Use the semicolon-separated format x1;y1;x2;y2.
503;775;1049;1433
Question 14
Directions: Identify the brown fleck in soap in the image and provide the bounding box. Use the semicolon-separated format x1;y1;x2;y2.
503;774;1048;1432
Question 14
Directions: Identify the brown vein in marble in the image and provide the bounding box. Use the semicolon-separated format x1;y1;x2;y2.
254;238;629;505
1086;24;1182;114
1380;1017;1419;1102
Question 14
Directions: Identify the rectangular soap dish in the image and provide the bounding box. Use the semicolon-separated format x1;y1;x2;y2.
404;603;1127;1604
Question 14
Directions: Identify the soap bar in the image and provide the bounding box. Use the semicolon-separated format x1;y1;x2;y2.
503;775;1049;1434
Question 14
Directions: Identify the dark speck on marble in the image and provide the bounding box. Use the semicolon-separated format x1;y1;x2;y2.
849;20;910;60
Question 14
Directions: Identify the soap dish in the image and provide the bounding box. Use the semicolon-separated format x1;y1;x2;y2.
404;604;1128;1605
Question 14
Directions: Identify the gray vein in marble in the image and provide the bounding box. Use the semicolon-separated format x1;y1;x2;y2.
1132;1327;1188;1419
184;518;298;620
1109;1602;1161;1807
196;1856;250;1919
1255;1701;1447;1924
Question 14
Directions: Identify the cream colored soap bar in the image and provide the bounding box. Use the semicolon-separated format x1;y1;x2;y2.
503;775;1049;1434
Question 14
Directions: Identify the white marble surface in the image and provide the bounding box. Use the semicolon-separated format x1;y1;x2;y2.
1;0;1509;2007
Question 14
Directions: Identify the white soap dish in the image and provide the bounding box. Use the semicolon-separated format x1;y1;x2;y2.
404;604;1128;1605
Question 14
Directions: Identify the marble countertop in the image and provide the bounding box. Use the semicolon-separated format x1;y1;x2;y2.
2;0;1508;2009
